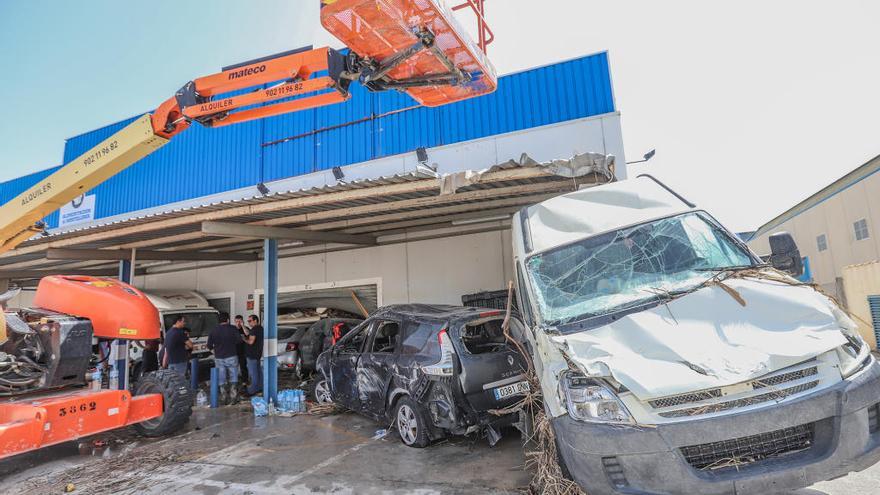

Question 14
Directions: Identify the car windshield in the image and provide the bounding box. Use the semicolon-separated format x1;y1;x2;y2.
526;211;754;327
162;312;220;338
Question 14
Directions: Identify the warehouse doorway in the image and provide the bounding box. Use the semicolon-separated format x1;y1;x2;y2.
254;278;380;321
253;278;380;376
206;291;235;318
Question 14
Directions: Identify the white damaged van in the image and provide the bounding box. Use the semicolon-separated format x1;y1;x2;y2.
512;175;880;495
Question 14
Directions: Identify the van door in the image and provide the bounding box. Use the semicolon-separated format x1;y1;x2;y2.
357;319;401;417
453;316;529;412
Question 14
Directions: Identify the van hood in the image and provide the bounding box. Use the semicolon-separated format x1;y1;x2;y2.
553;277;849;400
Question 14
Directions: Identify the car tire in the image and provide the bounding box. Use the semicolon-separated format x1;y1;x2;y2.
310;376;333;404
132;370;194;437
394;396;430;448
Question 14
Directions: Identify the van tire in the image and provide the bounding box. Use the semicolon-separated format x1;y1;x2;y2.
394;396;430;448
132;370;193;437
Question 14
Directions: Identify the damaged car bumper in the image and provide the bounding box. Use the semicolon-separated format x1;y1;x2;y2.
554;360;880;495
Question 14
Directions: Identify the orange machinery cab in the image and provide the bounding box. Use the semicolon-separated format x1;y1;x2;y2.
33;276;160;340
321;0;497;106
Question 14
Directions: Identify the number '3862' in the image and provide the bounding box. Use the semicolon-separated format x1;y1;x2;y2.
58;401;97;416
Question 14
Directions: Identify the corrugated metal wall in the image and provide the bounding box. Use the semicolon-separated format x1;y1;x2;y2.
1;52;615;228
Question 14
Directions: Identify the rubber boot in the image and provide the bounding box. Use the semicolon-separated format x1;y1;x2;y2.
219;384;228;405
229;384;239;405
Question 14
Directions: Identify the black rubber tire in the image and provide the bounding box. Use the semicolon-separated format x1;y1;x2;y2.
130;361;143;386
132;370;194;437
393;396;430;448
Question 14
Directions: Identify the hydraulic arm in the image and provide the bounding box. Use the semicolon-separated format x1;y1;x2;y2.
0;0;496;255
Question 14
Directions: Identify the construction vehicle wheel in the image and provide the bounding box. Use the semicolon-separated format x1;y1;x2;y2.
132;370;194;437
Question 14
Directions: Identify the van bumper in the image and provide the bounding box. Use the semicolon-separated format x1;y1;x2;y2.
553;359;880;495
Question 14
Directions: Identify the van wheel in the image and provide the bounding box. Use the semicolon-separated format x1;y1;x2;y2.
132;370;193;437
394;396;430;448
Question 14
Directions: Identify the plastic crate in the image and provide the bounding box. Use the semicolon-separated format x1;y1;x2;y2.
461;289;517;313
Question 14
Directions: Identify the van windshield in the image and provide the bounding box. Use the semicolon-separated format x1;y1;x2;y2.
163;312;220;339
526;212;754;327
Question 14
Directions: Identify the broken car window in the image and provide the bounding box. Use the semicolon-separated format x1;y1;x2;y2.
526;212;753;328
370;321;400;353
462;318;508;354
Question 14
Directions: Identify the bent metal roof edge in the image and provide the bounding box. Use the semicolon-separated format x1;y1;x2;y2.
0;157;611;280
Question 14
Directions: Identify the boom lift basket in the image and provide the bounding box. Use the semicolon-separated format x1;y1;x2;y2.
321;0;497;106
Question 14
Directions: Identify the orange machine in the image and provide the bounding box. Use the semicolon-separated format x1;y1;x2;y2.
33;276;160;340
0;0;496;460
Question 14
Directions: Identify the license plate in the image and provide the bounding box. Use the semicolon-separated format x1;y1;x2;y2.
493;380;530;400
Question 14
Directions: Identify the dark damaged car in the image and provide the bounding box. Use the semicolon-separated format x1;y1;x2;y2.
314;304;530;447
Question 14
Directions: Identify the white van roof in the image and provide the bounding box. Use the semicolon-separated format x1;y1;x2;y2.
144;290;215;312
520;176;695;254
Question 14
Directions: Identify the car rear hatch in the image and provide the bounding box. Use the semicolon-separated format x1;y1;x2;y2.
452;313;530;412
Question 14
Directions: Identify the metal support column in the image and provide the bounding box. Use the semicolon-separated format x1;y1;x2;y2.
263;238;278;405
112;259;133;390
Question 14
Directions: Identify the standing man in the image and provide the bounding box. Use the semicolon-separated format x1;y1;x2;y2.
243;314;264;397
208;312;241;404
234;315;250;387
163;316;192;377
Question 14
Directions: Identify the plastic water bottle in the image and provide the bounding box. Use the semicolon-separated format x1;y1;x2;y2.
297;389;306;412
268;399;276;416
196;389;208;407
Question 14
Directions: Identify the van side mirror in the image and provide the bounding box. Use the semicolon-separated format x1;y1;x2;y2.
768;232;803;277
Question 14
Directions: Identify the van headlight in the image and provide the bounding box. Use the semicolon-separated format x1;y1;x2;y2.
561;373;634;424
836;333;872;379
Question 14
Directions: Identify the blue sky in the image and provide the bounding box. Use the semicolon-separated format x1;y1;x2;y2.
0;0;336;180
2;1;879;231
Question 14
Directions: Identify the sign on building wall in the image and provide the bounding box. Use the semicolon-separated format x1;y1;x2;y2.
59;194;96;228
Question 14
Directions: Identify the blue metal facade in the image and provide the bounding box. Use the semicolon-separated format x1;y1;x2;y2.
1;52;615;228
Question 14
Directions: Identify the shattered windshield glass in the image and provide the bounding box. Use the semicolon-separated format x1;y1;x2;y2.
526;212;753;327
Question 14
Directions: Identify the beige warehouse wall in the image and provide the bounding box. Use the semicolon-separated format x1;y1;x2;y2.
841;261;880;350
749;172;880;299
135;229;515;317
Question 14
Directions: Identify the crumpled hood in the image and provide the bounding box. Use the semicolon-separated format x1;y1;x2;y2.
554;277;849;400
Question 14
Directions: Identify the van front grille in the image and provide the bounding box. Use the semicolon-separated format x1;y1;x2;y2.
681;423;815;470
658;381;819;418
869;402;880;435
648;360;819;419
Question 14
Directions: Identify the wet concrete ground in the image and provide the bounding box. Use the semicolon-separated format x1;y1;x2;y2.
1;405;878;494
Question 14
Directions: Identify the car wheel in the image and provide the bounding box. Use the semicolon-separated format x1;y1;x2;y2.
132;370;194;437
394;396;430;448
310;377;333;404
295;357;303;380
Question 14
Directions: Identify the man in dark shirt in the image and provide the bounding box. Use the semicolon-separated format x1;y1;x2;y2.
243;314;264;396
208;312;241;404
234;315;249;385
163;316;192;377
